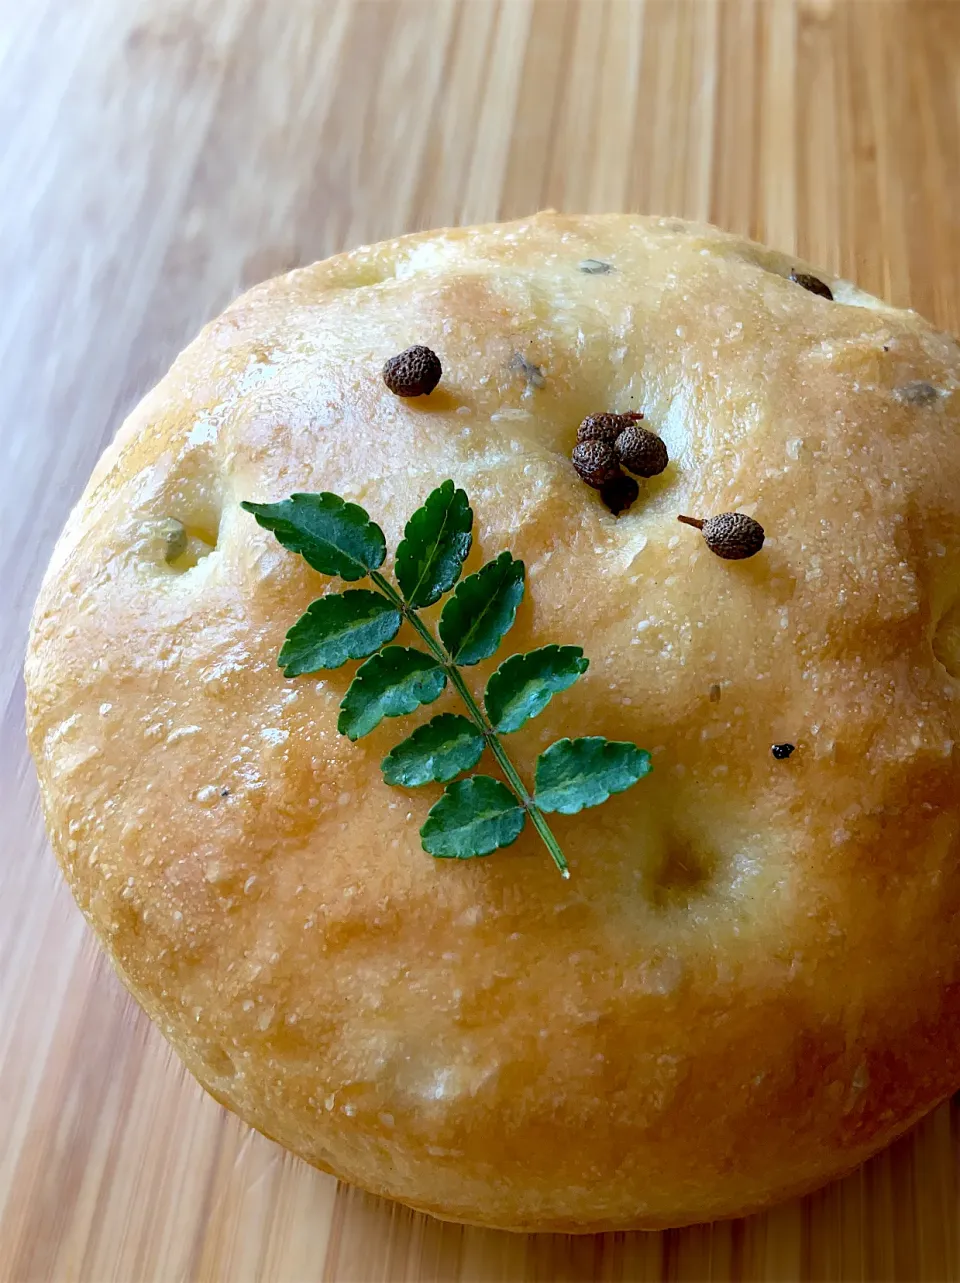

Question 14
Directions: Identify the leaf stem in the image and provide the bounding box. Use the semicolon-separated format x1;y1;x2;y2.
370;571;569;878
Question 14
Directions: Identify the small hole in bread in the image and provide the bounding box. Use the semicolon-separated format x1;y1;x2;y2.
324;252;395;290
201;1045;236;1079
933;594;960;680
140;508;219;574
165;522;218;571
646;833;715;910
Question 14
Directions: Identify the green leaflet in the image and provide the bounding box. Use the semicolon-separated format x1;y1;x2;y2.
485;646;589;734
438;552;525;666
395;480;473;608
421;775;526;858
278;590;399;675
381;713;485;786
242;493;386;581
338;647;446;741
534;737;652;814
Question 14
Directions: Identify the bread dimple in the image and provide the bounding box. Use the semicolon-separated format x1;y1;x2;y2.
25;213;960;1230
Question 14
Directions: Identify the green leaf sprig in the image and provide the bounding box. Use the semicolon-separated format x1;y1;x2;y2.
242;481;652;876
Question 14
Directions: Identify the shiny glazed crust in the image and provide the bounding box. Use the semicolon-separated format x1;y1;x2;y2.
25;214;960;1231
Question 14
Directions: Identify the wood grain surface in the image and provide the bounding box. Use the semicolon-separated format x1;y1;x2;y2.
3;1;960;1279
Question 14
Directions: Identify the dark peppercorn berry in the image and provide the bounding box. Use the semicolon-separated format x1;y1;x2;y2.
772;743;796;760
571;441;622;489
382;345;442;397
577;410;644;445
789;270;833;301
677;512;766;560
615;425;669;478
600;474;639;515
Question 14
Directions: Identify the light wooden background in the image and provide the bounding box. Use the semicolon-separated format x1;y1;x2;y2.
3;1;960;1279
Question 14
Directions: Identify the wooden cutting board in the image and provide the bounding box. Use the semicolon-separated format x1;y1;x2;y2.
3;1;960;1278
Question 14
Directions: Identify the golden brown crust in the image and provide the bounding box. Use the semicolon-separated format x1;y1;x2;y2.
25;213;960;1231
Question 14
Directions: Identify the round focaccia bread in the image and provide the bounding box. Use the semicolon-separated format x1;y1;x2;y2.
25;213;960;1231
